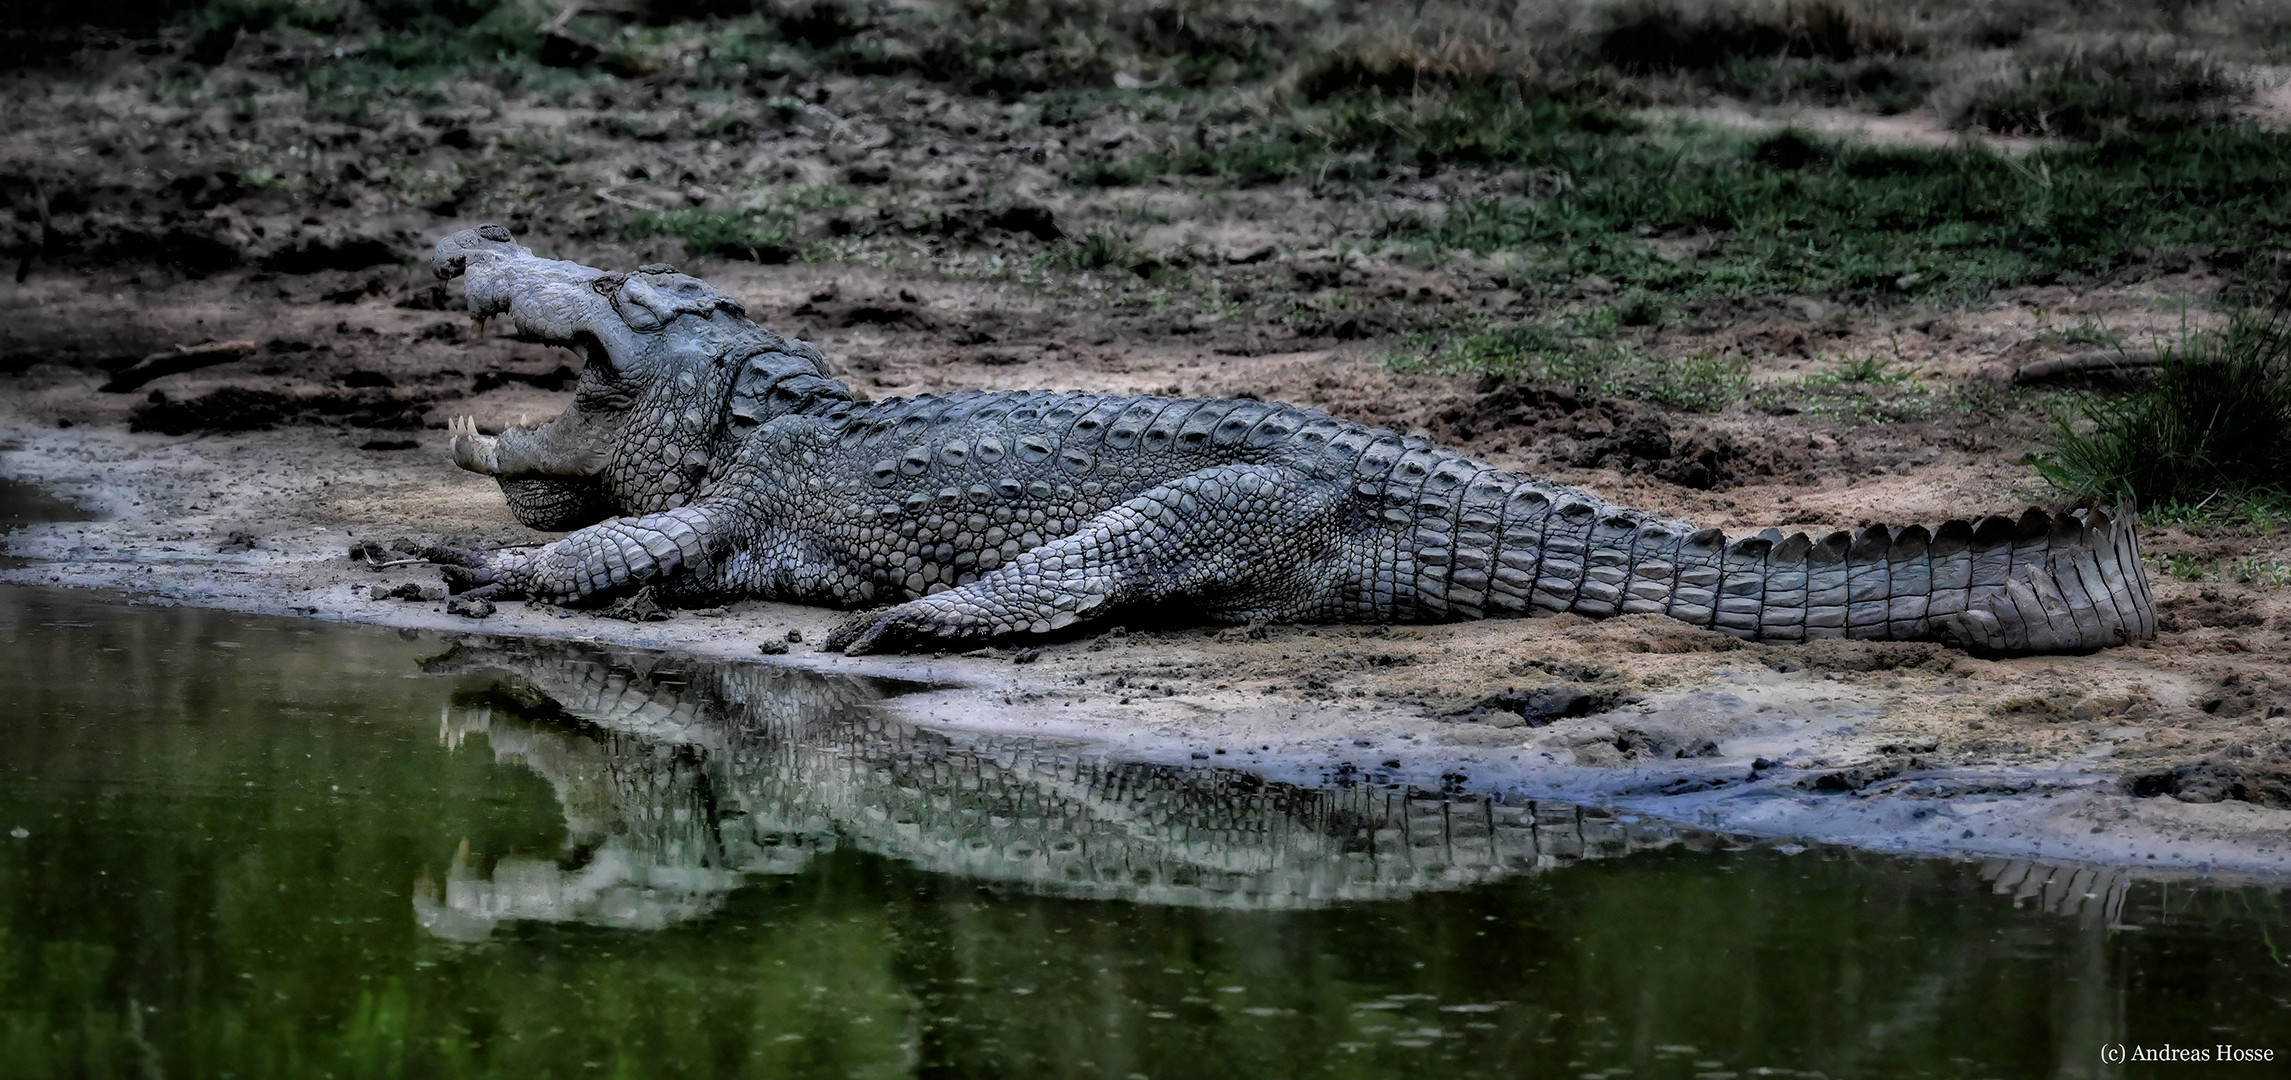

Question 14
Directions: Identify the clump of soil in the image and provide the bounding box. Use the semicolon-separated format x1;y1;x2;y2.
1426;376;1817;490
129;386;433;434
2129;746;2291;810
472;365;577;394
1453;683;1640;728
2159;586;2271;632
1648;429;1808;490
1758;640;1958;675
2189;668;2291;720
1424;375;1645;451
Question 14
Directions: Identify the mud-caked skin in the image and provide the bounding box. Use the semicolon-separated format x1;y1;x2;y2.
432;227;2158;656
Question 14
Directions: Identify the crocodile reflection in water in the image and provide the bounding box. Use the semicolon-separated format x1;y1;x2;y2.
413;639;1717;939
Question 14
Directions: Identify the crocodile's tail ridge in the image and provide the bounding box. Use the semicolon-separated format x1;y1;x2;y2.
1926;504;2155;653
1690;503;2156;653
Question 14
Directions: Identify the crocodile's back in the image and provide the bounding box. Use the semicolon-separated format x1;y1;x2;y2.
747;388;1630;620
748;390;1355;604
735;387;2153;653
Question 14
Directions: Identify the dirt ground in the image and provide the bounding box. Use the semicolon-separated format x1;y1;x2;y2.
5;15;2290;879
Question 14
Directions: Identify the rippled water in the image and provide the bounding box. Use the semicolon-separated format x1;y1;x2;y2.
1;586;2285;1079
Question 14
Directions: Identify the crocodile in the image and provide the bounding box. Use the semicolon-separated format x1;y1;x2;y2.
417;637;1684;934
429;225;2156;656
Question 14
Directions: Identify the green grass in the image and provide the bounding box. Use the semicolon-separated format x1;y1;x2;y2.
1698;55;1939;115
1051;228;1148;274
1802;348;1917;387
2039;296;2291;516
135;0;2291;316
2159;553;2291;587
146;0;599;126
1401;309;1747;412
1954;45;2245;139
616;183;863;262
1119;90;2291;304
625;209;799;263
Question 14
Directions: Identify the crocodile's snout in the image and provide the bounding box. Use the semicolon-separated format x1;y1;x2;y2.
432;223;532;281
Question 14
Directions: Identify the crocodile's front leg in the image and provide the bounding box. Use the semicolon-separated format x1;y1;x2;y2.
445;501;738;603
826;464;1347;654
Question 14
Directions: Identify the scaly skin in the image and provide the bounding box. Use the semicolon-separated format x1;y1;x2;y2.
430;226;2157;656
418;638;1662;924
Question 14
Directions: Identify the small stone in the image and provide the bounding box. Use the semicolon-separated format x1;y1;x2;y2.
600;586;671;622
1010;647;1040;664
757;641;790;655
8;827;26;839
446;596;495;619
786;630;804;643
388;582;447;602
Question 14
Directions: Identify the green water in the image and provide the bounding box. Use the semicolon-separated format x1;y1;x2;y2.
0;587;2286;1080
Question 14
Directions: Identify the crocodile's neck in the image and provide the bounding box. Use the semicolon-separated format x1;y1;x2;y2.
724;345;855;428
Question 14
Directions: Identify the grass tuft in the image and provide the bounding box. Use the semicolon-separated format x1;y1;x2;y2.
1407;313;1747;412
1953;45;2246;139
1595;0;1909;72
1294;34;1511;101
626;210;798;264
2039;294;2291;515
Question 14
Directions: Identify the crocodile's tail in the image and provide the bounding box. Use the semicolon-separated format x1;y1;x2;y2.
1471;494;2155;653
1605;505;2155;652
1927;505;2156;652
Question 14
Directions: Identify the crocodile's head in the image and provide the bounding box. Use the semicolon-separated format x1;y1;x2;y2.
432;225;848;530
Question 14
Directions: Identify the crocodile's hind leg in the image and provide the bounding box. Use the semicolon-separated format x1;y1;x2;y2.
826;464;1348;654
439;501;737;603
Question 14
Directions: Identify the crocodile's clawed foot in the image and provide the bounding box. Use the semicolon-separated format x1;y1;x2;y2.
440;571;507;600
448;415;500;475
421;542;534;600
824;604;983;655
822;610;893;654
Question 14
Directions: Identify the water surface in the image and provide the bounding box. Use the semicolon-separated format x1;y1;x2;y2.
0;587;2285;1079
